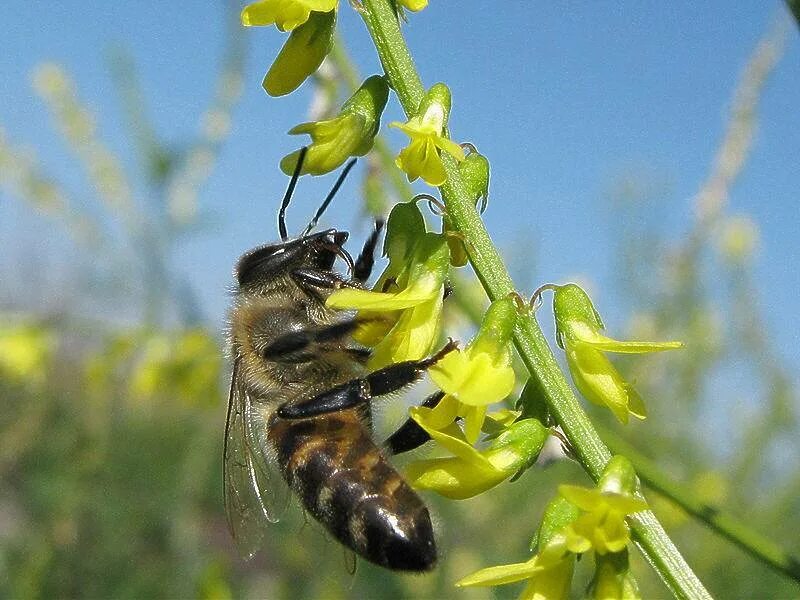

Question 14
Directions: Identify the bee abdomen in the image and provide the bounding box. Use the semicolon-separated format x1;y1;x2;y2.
270;412;436;571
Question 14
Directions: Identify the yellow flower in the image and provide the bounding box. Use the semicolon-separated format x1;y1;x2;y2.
327;231;449;369
397;0;428;11
457;534;575;600
241;0;337;32
558;457;647;555
0;320;53;385
390;83;464;186
424;296;518;442
405;415;547;499
280;76;389;176
553;284;682;423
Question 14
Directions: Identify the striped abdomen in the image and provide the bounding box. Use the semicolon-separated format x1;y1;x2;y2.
268;408;436;571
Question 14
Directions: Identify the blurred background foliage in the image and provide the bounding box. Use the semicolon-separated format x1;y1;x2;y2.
1;5;799;600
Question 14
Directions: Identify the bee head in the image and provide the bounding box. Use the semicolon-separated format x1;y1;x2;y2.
235;229;351;287
237;148;359;287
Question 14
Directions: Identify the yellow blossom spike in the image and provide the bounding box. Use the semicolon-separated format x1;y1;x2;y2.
367;293;442;367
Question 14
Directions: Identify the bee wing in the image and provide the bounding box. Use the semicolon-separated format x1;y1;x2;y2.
223;358;289;559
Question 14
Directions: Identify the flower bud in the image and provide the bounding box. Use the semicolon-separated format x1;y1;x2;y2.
459;149;490;210
599;455;639;497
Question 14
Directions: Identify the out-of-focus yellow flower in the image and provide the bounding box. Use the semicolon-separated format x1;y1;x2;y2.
280;75;389;176
559;456;647;555
717;214;759;265
327;228;449;369
424;296;518;442
241;0;336;31
0;321;53;385
390;83;464;186
405;415;547;499
456;533;575;600
130;329;222;408
552;283;682;423
397;0;428;11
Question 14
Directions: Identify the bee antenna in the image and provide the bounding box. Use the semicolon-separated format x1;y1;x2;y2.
278;146;308;241
301;158;357;237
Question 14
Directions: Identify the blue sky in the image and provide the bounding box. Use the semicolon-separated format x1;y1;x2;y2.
1;2;798;369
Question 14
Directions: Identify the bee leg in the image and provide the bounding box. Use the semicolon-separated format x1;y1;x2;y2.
263;319;363;363
277;340;457;419
353;219;384;283
384;391;444;455
291;268;358;292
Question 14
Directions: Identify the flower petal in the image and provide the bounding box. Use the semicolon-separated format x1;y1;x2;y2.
566;344;632;423
570;323;683;354
367;293;442;368
263;9;336;97
456;558;540;587
558;485;601;511
405;455;505;500
432;134;466;162
410;409;489;465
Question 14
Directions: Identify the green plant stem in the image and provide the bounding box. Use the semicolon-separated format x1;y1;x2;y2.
357;2;710;598
600;425;800;584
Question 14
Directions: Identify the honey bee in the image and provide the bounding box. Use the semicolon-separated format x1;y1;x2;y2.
224;148;452;571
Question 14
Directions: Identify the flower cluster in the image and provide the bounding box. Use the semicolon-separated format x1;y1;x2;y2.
458;456;647;599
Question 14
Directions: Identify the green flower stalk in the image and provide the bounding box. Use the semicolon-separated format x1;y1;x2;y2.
389;83;465;186
280;75;389;175
552;283;682;423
